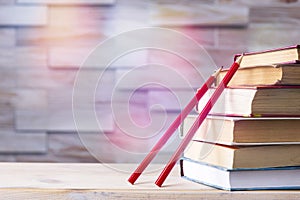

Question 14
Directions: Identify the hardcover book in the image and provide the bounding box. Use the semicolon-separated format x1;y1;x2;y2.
180;115;300;145
184;141;300;169
196;86;300;117
181;158;300;191
216;64;300;86
181;45;300;191
234;45;300;68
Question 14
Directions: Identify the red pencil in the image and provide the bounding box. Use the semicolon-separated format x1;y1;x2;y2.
128;67;223;185
155;55;244;187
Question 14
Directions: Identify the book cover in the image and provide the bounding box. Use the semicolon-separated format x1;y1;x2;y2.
234;45;300;68
180;158;300;191
196;86;300;117
216;64;300;86
235;45;300;59
180;115;300;145
184;141;300;169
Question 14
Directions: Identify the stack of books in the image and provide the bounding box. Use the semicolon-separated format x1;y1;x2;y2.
180;45;300;191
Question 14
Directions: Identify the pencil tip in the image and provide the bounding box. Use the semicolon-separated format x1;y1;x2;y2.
235;53;244;65
212;66;223;77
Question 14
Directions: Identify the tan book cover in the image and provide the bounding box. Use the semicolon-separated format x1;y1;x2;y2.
181;115;300;145
184;141;300;169
196;86;300;117
216;64;300;86
234;45;300;68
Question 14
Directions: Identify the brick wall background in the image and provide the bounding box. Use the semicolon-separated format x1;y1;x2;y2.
0;0;299;163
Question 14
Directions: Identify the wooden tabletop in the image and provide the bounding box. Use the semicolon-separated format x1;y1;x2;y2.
0;163;299;200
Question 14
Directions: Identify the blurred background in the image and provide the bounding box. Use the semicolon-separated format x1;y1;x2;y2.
0;0;299;163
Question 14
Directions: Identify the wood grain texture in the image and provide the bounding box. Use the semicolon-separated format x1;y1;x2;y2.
250;6;300;24
206;47;246;69
15;110;47;131
0;106;14;130
16;133;99;162
171;27;215;47
13;89;47;109
111;103;161;139
85;0;151;25
0;29;15;47
110;104;181;153
0;47;47;68
0;132;47;153
217;28;249;49
150;3;249;27
0;6;47;26
247;23;300;52
148;89;196;112
0;0;14;4
48;108;114;132
47;6;146;34
0;89;47;131
16;6;115;46
153;0;215;5
0;163;298;199
0;155;15;162
49;47;148;69
48;6;112;27
115;64;212;90
111;89;148;104
18;0;115;5
148;47;219;81
1;0;300;163
1;189;300;200
0;163;206;189
0;70;16;87
217;0;299;6
15;132;173;163
16;27;109;46
17;69;76;88
49;70;115;106
16;69;115;132
16;107;114;132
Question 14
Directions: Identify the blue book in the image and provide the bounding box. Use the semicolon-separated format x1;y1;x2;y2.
180;158;300;191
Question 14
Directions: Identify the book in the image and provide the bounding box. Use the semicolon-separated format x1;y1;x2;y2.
180;158;300;191
180;115;300;145
196;86;300;117
181;45;300;191
235;45;300;68
184;141;300;169
216;64;300;86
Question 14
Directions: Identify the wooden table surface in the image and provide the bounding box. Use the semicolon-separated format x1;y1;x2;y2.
0;163;299;200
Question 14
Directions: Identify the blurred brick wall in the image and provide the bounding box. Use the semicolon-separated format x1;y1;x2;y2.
0;0;299;162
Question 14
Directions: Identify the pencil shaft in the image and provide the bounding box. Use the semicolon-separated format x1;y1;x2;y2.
155;59;242;187
128;76;215;185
